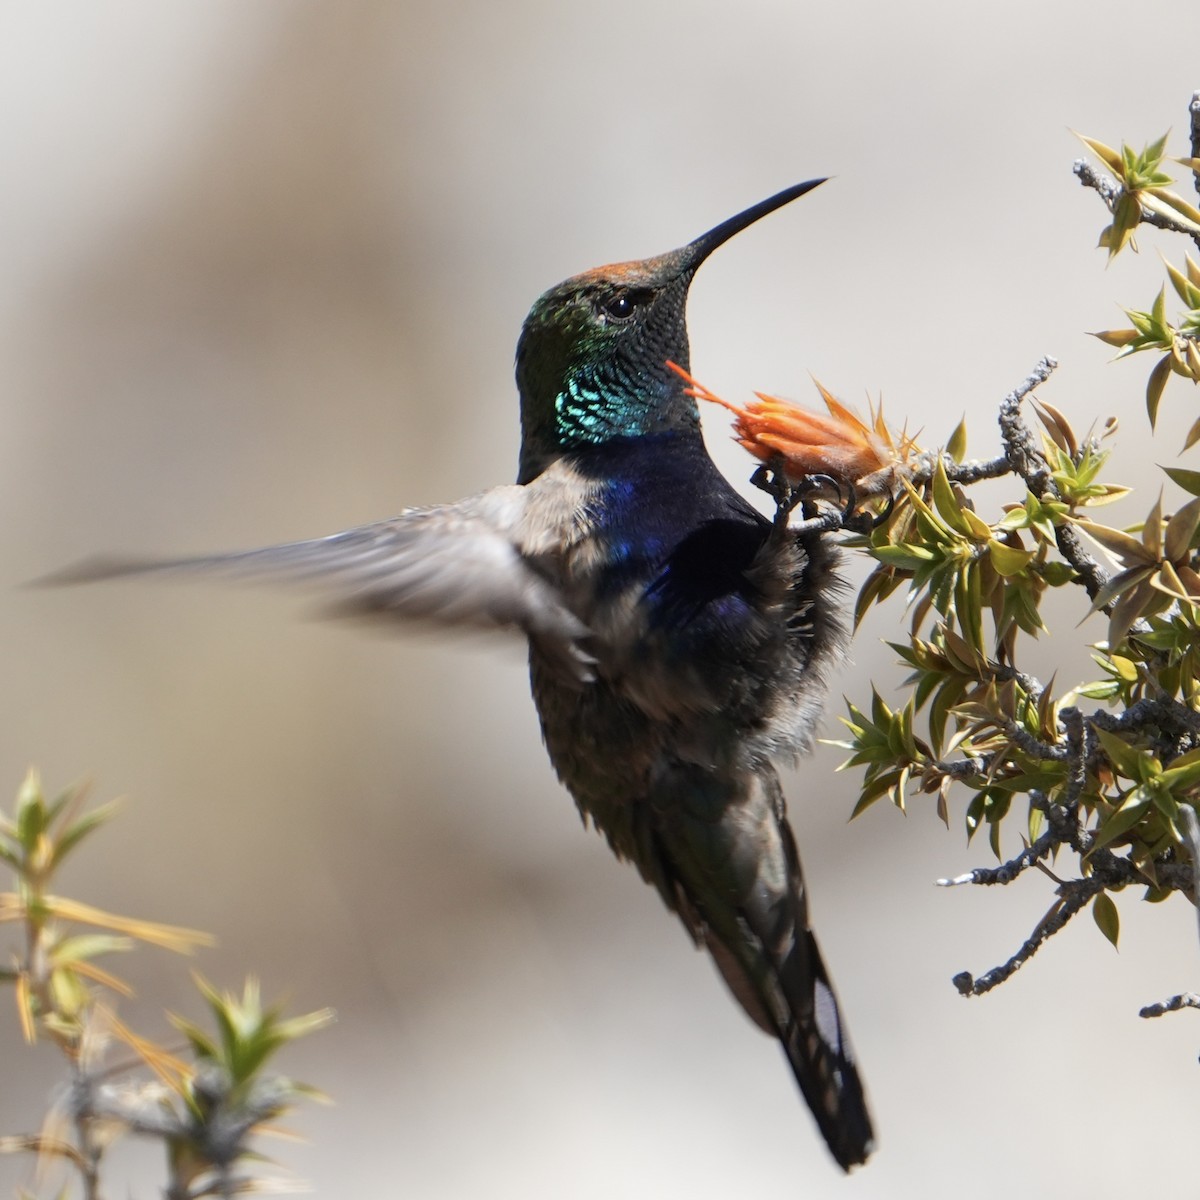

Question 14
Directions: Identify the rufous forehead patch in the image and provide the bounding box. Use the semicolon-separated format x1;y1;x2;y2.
569;248;679;289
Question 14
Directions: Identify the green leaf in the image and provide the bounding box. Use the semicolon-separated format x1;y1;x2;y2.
946;416;968;462
1163;466;1200;497
965;791;986;843
849;780;891;819
1165;497;1200;562
1107;654;1139;683
1166;257;1200;307
1028;804;1045;844
956;561;986;655
1080;133;1123;174
1107;194;1142;259
1089;795;1151;855
169;1012;219;1062
988;807;1006;859
1075;519;1156;567
854;566;903;629
1148;781;1180;821
1094;728;1147;779
1075;132;1123;174
1146;353;1173;427
1040;561;1076;587
52;934;134;964
14;769;46;851
49;801;120;871
872;544;935;570
931;459;972;536
929;677;967;756
1087;564;1156;618
1145;188;1200;233
1159;756;1200;791
1075;679;1121;700
961;508;992;541
988;539;1035;577
1144;131;1170;164
1092;328;1140;348
1185;415;1200;452
1092;892;1120;949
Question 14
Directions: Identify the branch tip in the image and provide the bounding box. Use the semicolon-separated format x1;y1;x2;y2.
1139;993;1200;1019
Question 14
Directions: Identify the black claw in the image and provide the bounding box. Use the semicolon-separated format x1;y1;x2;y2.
838;482;859;525
802;473;843;501
868;491;897;530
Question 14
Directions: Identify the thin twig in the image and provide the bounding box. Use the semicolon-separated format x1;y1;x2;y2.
1089;698;1200;743
1060;708;1089;809
938;698;1200;1001
963;360;1116;628
1189;89;1200;250
990;356;1114;603
1053;523;1109;604
1140;992;1200;1018
953;876;1104;997
1001;719;1069;762
916;453;1012;486
937;826;1057;888
931;756;989;781
991;661;1045;701
997;356;1059;495
68;1070;104;1200
1191;91;1200;192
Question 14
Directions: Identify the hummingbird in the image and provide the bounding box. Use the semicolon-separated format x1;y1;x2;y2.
52;179;875;1169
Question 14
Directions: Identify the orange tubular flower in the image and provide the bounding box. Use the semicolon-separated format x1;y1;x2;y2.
668;361;914;497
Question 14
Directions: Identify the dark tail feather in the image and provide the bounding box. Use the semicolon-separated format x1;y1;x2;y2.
702;902;873;1170
781;928;874;1170
650;764;874;1170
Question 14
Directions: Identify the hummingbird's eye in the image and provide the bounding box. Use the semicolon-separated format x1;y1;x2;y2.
600;288;654;323
601;292;636;321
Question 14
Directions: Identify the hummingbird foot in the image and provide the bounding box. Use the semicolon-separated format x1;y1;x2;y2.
751;459;903;537
751;460;846;531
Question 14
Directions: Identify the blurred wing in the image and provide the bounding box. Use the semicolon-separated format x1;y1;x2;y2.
44;485;594;679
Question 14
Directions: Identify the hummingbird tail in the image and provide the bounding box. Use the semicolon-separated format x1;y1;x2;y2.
778;924;875;1170
654;763;874;1170
703;880;874;1171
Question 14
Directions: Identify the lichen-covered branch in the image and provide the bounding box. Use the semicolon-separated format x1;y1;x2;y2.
1053;523;1110;604
937;824;1058;888
997;355;1059;492
1191;89;1200;203
1140;992;1200;1018
952;872;1106;997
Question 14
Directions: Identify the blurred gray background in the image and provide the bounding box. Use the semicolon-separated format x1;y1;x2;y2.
2;2;1199;1196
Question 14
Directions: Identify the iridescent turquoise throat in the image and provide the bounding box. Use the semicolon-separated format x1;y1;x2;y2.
554;365;664;447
